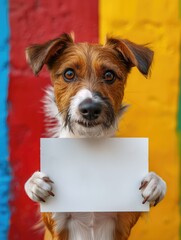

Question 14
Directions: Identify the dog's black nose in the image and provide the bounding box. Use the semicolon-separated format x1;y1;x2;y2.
79;98;102;121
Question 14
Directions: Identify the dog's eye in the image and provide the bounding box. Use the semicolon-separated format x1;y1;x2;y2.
63;68;75;82
103;70;115;84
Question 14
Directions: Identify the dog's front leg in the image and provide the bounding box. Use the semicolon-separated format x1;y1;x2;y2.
24;171;54;202
139;172;167;206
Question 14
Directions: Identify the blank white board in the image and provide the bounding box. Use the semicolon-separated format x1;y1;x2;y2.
40;138;149;212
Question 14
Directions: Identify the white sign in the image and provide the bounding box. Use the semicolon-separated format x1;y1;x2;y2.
40;138;149;212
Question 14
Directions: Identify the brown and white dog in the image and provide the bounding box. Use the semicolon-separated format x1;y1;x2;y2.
24;33;166;240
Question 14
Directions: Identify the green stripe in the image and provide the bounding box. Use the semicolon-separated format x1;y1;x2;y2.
178;44;181;131
178;1;181;239
179;56;181;239
178;2;181;240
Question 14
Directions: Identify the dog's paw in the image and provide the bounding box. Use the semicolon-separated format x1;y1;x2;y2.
24;171;54;203
139;172;166;206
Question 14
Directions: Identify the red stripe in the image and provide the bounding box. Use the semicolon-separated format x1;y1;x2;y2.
8;0;98;239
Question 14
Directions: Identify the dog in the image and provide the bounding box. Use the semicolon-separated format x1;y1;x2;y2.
24;33;166;240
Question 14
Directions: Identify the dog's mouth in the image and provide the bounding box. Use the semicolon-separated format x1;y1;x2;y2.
75;120;101;128
64;93;116;134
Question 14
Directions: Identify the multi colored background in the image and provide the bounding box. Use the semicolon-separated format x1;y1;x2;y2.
0;0;180;239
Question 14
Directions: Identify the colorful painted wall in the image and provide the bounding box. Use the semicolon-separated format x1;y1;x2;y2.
0;0;180;239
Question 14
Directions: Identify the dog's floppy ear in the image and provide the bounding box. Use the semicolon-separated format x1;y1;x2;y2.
106;37;154;77
25;33;74;75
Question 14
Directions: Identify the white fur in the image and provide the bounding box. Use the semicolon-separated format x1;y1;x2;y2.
140;172;167;206
67;88;122;138
24;171;53;202
69;89;93;121
43;86;63;137
52;212;116;240
24;86;167;239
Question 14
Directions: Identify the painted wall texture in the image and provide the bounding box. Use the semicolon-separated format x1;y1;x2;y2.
0;0;180;239
8;0;98;239
100;1;180;240
0;0;11;239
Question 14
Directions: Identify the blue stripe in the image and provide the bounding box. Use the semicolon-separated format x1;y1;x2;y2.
0;0;11;239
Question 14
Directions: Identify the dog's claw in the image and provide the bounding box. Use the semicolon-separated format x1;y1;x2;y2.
142;196;149;204
140;172;166;206
139;181;148;190
48;191;55;197
24;171;54;203
43;177;54;184
34;193;46;203
32;192;46;202
154;197;160;207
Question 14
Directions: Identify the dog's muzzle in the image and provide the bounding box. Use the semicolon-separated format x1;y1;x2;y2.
65;89;116;135
78;98;102;121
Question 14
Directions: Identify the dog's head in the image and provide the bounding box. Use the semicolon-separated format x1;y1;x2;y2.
26;33;153;137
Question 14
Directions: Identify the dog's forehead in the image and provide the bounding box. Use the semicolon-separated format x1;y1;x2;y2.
62;42;117;60
52;42;122;72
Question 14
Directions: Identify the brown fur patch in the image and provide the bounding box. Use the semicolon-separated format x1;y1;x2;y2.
42;213;69;240
114;212;141;240
49;43;129;117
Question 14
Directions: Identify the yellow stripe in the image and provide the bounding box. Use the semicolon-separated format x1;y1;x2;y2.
100;1;180;239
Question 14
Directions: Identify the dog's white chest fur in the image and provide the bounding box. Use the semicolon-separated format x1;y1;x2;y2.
53;212;116;240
